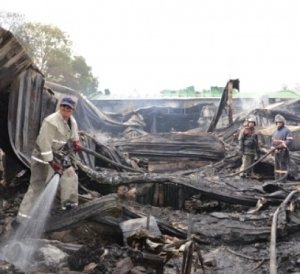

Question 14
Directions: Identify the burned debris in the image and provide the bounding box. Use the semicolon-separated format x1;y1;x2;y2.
0;26;300;274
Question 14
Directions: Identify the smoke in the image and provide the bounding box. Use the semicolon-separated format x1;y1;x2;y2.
238;95;268;113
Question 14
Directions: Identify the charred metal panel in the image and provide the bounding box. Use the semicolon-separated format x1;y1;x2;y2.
0;27;35;91
46;82;126;134
112;133;225;163
8;69;54;166
0;27;46;170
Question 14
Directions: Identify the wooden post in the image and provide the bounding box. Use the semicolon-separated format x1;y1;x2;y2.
227;81;233;125
270;189;300;274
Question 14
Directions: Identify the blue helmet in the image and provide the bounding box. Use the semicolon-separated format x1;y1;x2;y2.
60;97;76;109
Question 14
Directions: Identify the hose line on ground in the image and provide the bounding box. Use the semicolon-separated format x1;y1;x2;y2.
224;147;276;178
80;146;143;173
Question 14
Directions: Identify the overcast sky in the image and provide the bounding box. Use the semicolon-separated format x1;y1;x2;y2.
2;0;300;97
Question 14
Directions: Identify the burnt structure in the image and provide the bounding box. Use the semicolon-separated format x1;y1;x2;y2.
0;26;300;274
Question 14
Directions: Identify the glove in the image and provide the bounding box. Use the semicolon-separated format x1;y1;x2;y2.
72;140;81;152
277;143;286;149
49;161;63;175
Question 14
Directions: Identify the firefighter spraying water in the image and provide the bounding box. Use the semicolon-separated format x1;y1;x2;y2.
0;97;81;271
16;96;81;224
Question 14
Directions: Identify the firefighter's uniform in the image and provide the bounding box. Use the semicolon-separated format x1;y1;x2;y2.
238;125;259;177
272;125;293;182
17;110;79;222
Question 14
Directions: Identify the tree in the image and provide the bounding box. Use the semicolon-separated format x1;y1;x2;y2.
0;11;25;33
44;52;99;96
0;11;99;96
70;56;99;96
16;22;72;72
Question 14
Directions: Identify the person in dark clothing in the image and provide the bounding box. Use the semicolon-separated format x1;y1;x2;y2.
271;114;293;182
238;115;260;177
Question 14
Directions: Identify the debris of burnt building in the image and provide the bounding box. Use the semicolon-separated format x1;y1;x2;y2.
0;26;299;274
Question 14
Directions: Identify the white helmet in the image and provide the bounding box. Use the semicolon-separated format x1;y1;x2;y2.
275;114;286;125
247;115;256;125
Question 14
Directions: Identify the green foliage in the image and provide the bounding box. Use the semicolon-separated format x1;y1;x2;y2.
17;22;72;72
202;86;223;97
0;11;98;96
160;86;197;97
70;56;99;96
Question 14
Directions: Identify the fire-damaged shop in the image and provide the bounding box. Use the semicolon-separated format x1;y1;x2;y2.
0;26;300;274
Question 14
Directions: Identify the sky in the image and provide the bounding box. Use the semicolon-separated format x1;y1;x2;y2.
2;0;300;97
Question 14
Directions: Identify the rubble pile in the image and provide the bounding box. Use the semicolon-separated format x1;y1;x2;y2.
0;26;300;273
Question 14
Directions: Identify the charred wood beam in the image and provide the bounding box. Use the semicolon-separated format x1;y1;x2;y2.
207;79;239;133
45;194;121;233
76;161;258;207
77;159;174;185
131;252;164;274
181;240;194;274
269;188;300;274
206;86;227;133
114;141;224;162
30;239;82;253
193;213;300;245
112;132;225;162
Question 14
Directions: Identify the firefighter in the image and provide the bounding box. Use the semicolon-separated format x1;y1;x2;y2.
16;97;81;223
238;115;260;178
271;114;293;182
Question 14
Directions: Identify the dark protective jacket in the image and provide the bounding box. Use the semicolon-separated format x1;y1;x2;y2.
238;126;259;156
271;126;293;181
271;126;293;149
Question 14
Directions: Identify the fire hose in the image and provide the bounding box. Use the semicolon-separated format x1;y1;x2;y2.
225;147;277;178
79;146;143;173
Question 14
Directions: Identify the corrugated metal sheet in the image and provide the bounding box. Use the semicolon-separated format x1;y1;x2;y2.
8;69;54;166
0;27;36;91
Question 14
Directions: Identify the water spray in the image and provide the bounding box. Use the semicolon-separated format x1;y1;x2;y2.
0;173;60;272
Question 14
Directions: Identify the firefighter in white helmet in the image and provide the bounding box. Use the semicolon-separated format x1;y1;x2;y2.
271;114;293;182
238;115;260;178
16;97;81;223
